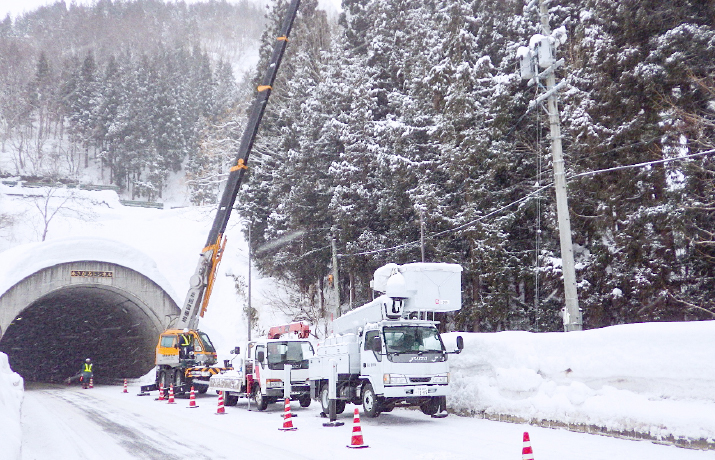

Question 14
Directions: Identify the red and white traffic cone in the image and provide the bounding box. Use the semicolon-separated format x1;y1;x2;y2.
347;407;368;448
187;386;198;408
89;378;94;389
278;398;297;431
158;382;165;401
216;391;226;414
123;379;128;393
522;432;534;460
167;384;176;404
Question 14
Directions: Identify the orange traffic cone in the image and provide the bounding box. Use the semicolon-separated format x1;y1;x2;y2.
89;378;94;389
123;379;128;393
167;384;176;404
522;432;534;460
347;407;369;448
215;391;226;414
187;386;199;408
278;398;297;431
158;382;165;401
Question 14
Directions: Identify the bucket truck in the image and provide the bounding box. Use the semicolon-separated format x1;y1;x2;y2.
140;0;302;396
309;262;464;418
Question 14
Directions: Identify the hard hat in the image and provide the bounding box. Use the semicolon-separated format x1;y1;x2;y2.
183;328;189;333
86;358;91;362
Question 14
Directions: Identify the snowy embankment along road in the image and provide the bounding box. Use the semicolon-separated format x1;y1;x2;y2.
0;184;714;457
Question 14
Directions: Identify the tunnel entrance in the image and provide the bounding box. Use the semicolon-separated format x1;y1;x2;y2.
0;285;161;384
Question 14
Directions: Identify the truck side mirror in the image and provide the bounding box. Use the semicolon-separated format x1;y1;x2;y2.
456;336;464;353
256;351;265;363
232;346;240;355
372;336;382;353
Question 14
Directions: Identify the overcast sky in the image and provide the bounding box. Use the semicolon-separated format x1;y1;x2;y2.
1;0;341;20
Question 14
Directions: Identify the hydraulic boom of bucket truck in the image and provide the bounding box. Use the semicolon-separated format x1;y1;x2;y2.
142;0;302;396
309;262;464;418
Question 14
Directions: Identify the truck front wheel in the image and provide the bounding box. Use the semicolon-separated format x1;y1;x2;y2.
420;397;440;416
299;394;311;408
361;383;381;418
253;387;268;411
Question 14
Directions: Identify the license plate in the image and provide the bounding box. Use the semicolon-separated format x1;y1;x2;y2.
415;386;429;396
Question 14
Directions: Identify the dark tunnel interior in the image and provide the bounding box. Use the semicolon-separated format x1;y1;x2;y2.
0;286;159;384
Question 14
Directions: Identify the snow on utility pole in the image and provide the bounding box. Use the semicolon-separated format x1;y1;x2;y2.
518;0;582;331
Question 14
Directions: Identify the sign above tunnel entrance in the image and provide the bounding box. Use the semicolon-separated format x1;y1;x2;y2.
70;270;114;278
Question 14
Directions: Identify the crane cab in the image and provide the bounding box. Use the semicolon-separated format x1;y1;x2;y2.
156;329;218;367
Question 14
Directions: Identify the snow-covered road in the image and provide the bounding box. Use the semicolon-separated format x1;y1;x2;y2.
21;383;714;460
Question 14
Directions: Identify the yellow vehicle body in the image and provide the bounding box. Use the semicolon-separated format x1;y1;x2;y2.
154;329;223;391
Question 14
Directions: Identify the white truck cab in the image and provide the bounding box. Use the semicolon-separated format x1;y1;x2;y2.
209;323;314;410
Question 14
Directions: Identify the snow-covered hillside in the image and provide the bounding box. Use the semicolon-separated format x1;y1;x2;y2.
0;184;714;451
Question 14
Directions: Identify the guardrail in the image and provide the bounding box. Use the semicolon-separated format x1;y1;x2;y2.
119;200;164;209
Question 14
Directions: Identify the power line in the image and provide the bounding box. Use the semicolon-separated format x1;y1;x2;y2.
340;184;552;258
339;148;715;259
568;148;715;180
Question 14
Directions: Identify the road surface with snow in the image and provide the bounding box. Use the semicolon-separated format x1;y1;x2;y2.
21;382;714;460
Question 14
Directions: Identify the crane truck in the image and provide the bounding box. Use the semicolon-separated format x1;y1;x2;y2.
208;322;314;409
308;262;464;418
140;0;302;396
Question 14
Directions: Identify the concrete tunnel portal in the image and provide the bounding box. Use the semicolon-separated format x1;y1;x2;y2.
0;239;180;384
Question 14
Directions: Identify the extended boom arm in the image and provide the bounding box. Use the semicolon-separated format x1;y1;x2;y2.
177;0;302;330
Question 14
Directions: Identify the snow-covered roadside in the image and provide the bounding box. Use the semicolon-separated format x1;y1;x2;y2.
0;352;23;460
445;321;715;445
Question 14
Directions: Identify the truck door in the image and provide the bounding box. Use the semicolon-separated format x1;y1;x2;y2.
361;329;384;394
254;344;266;391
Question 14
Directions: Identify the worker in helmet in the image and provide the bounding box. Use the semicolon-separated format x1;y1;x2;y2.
179;329;194;360
80;358;94;389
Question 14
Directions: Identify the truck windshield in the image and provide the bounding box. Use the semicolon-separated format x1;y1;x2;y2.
383;326;444;354
266;341;314;370
198;332;216;353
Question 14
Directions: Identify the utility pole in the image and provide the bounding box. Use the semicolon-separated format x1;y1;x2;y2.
519;0;582;331
331;235;340;317
420;209;425;263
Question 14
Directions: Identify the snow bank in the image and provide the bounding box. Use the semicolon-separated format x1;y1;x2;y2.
0;352;23;460
445;320;715;442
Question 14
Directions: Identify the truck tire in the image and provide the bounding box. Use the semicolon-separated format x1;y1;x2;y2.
420;397;440;416
225;393;239;406
253;387;268;411
173;370;184;387
320;385;331;413
158;370;171;389
299;394;311;408
321;384;347;414
361;383;381;418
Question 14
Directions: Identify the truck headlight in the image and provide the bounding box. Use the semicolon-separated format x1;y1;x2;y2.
432;374;449;384
384;373;408;385
266;379;283;388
